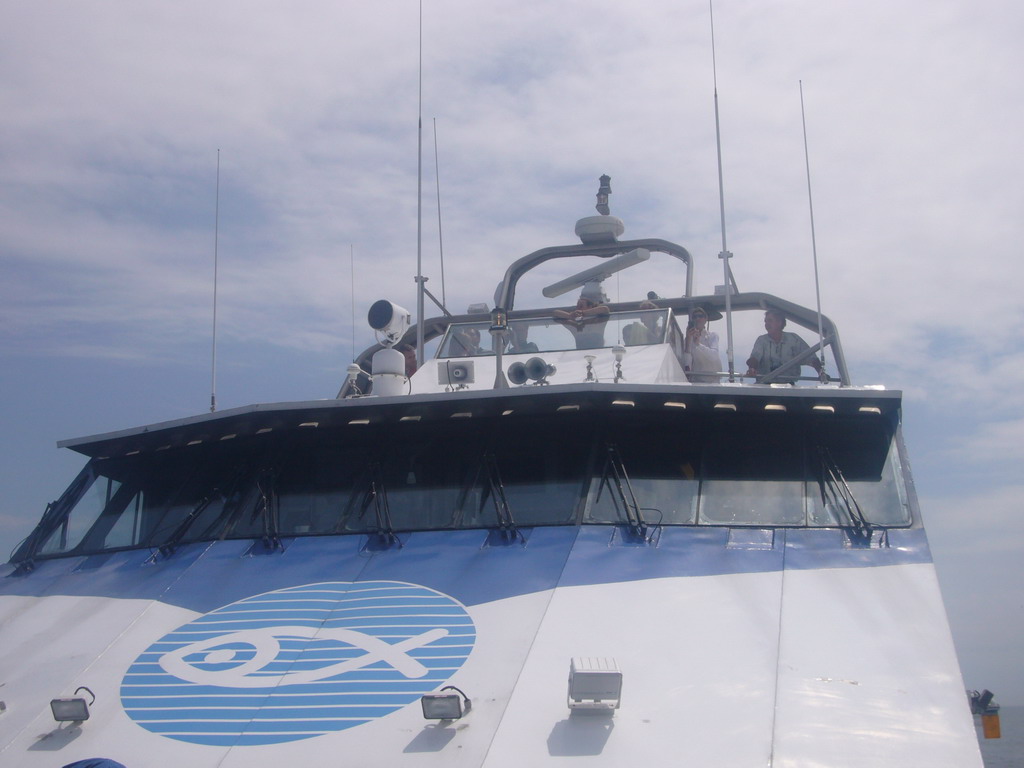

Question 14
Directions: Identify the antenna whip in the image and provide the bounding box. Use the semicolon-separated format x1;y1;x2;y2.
350;244;356;361
433;117;447;308
414;0;426;365
210;149;220;412
800;81;827;374
710;0;736;380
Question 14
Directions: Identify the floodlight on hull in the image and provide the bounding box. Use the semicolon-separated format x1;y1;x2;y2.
51;686;95;723
568;657;622;711
421;686;472;720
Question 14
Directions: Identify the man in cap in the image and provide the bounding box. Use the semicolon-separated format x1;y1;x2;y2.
553;280;610;349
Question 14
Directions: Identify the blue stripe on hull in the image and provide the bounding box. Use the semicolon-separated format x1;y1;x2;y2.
0;526;932;610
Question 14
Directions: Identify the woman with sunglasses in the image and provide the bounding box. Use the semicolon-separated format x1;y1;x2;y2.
684;306;722;383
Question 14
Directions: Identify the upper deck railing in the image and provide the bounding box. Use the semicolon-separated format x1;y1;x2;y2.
346;292;850;396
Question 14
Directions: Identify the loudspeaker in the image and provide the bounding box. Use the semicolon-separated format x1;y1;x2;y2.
437;361;475;386
508;362;527;385
525;356;555;382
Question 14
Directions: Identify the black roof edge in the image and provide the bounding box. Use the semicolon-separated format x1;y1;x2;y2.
59;383;901;460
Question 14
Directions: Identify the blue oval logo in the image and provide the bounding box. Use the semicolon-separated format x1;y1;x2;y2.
121;581;476;746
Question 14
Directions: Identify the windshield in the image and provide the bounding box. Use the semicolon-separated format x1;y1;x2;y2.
22;408;910;559
437;309;672;359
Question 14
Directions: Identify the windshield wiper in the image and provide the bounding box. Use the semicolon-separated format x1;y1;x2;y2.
253;467;283;551
158;493;222;557
477;452;520;542
339;462;401;547
596;444;647;539
366;463;400;546
818;446;872;544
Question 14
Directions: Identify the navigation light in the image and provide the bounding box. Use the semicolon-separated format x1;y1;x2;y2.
490;307;509;390
596;174;611;215
489;307;508;334
612;345;626;383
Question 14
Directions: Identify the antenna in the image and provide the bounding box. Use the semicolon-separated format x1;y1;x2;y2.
414;0;426;366
800;81;827;374
709;1;736;381
350;243;356;361
210;148;220;413
433;117;447;308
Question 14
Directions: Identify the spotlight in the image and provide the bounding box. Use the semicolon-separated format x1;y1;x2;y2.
568;658;622;711
367;300;411;347
421;686;472;720
51;687;95;723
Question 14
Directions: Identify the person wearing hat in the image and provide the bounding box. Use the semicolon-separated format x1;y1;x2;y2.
744;309;823;383
684;305;722;383
553;280;610;349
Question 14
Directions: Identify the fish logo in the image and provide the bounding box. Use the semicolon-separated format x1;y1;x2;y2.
121;581;475;746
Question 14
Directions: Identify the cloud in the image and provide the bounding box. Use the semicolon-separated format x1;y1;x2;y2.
924;483;1024;699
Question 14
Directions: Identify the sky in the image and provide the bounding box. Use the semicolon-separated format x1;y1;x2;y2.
2;0;1023;702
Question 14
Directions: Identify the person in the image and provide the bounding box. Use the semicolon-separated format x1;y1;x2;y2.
451;326;485;356
553;281;610;349
745;309;823;383
396;343;418;377
684;306;722;383
508;321;539;353
623;300;662;345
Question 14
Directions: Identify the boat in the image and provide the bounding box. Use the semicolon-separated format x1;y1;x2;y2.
969;689;1002;740
0;179;983;766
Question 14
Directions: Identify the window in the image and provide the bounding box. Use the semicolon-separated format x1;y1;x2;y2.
38;471;123;556
808;420;910;526
585;412;698;525
699;420;806;526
